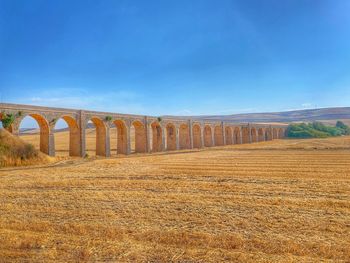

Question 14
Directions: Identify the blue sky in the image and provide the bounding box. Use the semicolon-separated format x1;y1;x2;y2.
1;0;350;120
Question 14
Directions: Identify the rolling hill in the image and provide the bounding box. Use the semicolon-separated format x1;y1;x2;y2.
165;107;350;124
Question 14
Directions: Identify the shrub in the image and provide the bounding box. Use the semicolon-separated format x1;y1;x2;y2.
1;113;15;129
287;121;350;138
336;121;350;135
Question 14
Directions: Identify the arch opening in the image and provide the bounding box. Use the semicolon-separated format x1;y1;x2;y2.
113;120;128;155
278;128;284;139
258;128;265;142
214;126;224;146
18;114;50;154
233;127;241;144
179;124;190;150
151;122;163;152
54;116;80;157
131;120;146;153
225;126;233;145
251;128;258;143
273;128;278;140
204;125;213;147
192;124;202;148
242;127;250;144
165;123;177;151
86;117;107;156
265;128;273;141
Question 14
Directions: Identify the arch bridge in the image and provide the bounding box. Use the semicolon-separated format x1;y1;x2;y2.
0;103;288;157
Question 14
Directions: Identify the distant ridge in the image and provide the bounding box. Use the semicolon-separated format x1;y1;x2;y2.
166;107;350;123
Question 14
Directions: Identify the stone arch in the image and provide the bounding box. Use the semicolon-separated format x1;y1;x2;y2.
151;121;163;152
192;124;202;148
225;126;233;145
233;127;241;144
242;127;250;144
204;125;213;147
55;115;80;156
258;128;265;142
278;128;285;139
273;128;278;139
18;114;50;155
251;127;258;143
214;126;224;146
265;128;273;141
179;123;190;150
132;120;147;153
166;123;177;151
88;117;107;156
113;120;128;155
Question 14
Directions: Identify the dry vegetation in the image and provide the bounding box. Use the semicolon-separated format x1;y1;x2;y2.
0;129;52;167
0;131;349;262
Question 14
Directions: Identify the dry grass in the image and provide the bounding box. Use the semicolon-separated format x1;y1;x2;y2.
0;133;349;262
0;129;52;167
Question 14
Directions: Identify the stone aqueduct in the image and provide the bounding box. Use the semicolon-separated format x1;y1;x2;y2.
0;103;287;157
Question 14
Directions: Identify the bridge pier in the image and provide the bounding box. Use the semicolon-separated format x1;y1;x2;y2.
48;124;55;157
189;120;194;149
221;122;226;145
79;111;86;157
175;125;180;150
200;125;205;148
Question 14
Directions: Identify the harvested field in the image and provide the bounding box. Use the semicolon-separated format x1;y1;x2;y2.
0;134;350;262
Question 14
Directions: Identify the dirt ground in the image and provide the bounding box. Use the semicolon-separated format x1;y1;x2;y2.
0;135;349;262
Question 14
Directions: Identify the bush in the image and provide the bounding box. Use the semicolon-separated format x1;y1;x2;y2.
287;121;350;138
336;121;350;135
1;113;15;129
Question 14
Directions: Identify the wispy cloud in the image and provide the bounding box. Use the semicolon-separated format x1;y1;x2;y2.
13;88;146;114
301;103;313;109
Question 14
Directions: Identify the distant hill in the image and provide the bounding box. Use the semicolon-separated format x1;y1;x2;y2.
166;107;350;124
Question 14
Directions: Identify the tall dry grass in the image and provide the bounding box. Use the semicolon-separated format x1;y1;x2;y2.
0;129;52;167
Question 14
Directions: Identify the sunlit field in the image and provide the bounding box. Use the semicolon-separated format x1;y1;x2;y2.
0;132;349;262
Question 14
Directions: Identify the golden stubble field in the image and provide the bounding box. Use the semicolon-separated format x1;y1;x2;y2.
0;131;350;262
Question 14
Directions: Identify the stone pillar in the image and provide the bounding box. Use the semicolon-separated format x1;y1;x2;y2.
200;124;205;148
176;125;180;150
248;124;252;143
144;116;150;153
239;128;243;144
105;124;111;157
48;123;55;157
211;125;215;147
232;127;235;144
269;125;273;140
221;122;226;145
126;122;131;155
79;110;86;157
161;124;166;151
189;119;193;149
